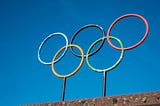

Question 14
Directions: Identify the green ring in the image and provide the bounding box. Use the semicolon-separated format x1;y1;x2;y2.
86;36;124;73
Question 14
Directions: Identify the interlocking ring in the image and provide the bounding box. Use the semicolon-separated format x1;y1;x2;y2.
70;24;105;58
86;36;124;73
107;14;149;50
51;44;84;78
38;32;68;65
38;13;149;100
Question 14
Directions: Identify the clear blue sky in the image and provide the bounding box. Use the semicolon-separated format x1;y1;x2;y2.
0;0;160;105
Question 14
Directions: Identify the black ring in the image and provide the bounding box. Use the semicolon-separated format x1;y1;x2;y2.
70;24;106;58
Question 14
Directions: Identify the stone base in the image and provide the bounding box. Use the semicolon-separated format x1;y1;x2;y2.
26;91;160;106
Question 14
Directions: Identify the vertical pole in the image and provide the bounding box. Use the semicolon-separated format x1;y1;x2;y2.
102;71;107;97
62;77;66;101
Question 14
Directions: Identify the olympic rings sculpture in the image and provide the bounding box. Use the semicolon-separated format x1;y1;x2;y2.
37;14;149;100
38;13;149;77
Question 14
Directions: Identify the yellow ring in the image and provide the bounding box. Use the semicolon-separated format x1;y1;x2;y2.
51;44;84;78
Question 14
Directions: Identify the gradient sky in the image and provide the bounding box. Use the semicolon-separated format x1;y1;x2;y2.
1;0;160;105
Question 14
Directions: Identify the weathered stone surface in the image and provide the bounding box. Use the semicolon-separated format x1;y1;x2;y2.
26;91;160;106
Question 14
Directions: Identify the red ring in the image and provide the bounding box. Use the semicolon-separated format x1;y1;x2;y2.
107;14;149;50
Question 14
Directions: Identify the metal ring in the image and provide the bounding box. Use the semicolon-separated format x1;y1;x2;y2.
86;36;124;73
70;24;105;58
38;32;68;65
107;14;149;50
51;44;84;78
